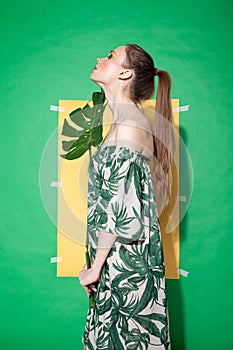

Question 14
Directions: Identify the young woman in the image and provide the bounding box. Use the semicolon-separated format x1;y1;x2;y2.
79;44;174;350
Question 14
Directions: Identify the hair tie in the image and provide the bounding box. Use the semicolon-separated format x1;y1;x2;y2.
154;67;159;76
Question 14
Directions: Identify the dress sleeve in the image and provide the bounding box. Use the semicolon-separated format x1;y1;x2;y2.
94;156;147;244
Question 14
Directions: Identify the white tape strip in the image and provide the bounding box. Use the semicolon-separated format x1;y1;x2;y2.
176;195;187;202
50;256;62;263
50;105;65;112
50;181;62;188
177;269;189;277
173;105;190;112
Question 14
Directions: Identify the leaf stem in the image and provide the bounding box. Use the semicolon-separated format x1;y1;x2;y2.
88;144;92;160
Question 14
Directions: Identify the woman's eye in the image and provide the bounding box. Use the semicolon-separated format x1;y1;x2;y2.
107;53;112;59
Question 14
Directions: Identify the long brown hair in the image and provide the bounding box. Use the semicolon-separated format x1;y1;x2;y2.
123;44;175;207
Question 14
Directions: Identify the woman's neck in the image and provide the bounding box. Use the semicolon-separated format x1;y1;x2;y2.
103;87;141;122
110;102;142;123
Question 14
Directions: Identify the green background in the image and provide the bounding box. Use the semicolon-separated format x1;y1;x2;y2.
1;0;232;349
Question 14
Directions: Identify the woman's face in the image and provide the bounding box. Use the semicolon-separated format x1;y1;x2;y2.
90;46;127;86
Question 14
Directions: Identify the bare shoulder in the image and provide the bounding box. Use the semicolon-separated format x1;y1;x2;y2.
116;113;152;138
116;124;144;141
115;117;154;155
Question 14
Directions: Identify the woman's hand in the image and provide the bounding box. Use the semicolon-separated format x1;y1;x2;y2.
79;231;116;297
82;283;97;297
79;264;94;297
79;266;100;296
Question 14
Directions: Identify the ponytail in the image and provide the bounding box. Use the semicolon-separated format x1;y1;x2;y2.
153;69;175;209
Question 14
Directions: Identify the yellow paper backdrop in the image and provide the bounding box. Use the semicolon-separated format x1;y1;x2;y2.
57;99;180;279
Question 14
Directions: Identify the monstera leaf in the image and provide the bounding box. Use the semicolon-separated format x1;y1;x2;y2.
60;90;106;159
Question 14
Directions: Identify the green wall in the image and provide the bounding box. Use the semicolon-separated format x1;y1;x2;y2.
1;0;232;349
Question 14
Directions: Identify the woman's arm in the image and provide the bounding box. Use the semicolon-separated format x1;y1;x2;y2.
79;231;116;288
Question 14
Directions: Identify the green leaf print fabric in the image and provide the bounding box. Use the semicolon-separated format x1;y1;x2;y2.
83;146;170;350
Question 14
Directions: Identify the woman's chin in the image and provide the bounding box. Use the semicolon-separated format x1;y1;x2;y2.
90;75;102;87
90;71;97;81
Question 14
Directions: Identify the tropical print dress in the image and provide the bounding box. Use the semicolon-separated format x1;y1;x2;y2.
83;145;170;350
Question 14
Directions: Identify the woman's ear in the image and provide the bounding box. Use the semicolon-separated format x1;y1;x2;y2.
118;69;133;80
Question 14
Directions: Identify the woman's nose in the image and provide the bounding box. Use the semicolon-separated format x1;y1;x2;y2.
97;57;106;63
